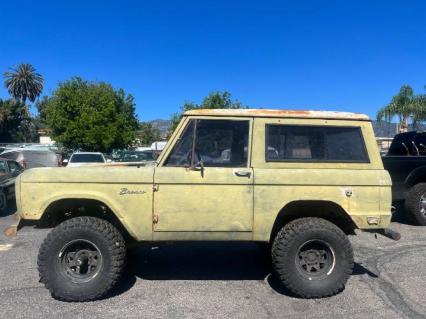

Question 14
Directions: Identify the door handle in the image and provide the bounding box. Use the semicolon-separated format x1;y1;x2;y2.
234;170;251;177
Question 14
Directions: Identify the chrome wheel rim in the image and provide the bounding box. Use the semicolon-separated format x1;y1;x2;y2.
419;194;426;216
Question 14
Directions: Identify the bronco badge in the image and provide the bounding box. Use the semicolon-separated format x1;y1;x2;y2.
119;188;146;195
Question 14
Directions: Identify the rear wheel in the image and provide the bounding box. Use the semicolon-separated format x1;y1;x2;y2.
271;217;354;298
404;183;426;226
38;216;126;301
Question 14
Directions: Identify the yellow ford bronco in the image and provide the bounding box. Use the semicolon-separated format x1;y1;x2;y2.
9;109;398;301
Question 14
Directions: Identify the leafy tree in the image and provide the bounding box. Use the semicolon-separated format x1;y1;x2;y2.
377;85;426;132
4;64;44;104
168;91;246;135
35;95;49;126
0;98;38;142
43;77;139;152
136;122;161;145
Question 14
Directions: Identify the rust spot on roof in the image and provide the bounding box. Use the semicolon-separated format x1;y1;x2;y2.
184;109;370;121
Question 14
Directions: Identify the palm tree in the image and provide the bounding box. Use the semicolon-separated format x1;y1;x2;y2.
4;63;44;104
376;85;421;133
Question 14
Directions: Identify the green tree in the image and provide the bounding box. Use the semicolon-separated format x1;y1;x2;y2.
168;91;246;135
137;122;161;145
4;64;44;104
0;98;38;142
377;85;426;132
35;95;49;126
43;77;139;152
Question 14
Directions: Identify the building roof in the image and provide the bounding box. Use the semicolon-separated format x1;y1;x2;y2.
184;109;370;121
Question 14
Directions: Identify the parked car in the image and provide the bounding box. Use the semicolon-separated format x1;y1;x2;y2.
65;152;106;167
9;109;397;302
0;158;24;213
382;131;426;225
0;150;60;168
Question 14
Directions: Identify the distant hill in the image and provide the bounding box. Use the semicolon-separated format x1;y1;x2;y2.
148;119;172;137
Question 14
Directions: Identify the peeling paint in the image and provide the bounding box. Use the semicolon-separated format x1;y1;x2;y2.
184;109;370;121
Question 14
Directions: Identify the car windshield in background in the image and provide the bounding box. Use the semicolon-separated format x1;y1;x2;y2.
71;154;104;163
117;151;154;162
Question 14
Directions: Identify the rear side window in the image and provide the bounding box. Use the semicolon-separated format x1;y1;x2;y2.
70;154;105;163
266;125;369;163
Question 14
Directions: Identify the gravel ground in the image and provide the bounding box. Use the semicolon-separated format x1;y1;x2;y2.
0;208;425;319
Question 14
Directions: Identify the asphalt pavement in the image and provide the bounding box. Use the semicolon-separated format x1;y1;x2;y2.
0;207;425;319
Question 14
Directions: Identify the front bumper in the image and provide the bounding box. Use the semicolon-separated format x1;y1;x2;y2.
3;214;23;237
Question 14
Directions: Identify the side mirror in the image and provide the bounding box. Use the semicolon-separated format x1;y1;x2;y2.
106;159;112;163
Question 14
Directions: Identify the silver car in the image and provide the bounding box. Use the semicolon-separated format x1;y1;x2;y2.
0;149;60;169
0;158;24;213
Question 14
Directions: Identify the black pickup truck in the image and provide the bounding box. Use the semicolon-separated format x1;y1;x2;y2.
382;131;426;225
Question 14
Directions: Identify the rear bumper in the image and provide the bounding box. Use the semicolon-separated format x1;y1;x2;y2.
363;228;401;241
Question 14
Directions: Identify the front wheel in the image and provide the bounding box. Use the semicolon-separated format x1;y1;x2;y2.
271;217;354;298
38;216;127;301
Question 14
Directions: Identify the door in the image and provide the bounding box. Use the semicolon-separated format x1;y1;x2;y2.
153;118;253;234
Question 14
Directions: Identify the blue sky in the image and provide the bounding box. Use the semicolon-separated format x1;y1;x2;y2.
0;1;425;121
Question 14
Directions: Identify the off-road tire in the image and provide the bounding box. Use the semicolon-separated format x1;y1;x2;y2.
38;216;126;302
404;183;426;226
271;217;354;298
0;189;7;214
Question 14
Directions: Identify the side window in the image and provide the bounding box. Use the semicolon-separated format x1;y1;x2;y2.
164;121;195;167
266;125;369;163
8;161;23;173
195;120;249;167
165;119;249;167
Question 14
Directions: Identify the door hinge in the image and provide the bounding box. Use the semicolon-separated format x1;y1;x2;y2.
152;184;159;192
153;214;159;224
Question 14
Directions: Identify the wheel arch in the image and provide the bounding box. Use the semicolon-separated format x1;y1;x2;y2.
269;200;357;243
405;166;426;188
38;197;136;243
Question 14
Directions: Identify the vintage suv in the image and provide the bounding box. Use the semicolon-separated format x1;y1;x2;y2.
8;109;397;301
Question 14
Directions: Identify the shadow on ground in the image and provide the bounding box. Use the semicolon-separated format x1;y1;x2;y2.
108;241;378;299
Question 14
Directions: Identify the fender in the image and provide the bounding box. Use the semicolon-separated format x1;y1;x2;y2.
405;165;426;188
39;193;124;220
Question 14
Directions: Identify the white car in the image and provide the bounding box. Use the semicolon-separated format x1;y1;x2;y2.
65;152;106;167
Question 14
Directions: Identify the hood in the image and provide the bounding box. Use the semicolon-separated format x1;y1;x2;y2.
20;163;155;184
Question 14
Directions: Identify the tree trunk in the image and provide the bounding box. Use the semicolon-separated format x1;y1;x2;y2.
399;116;408;133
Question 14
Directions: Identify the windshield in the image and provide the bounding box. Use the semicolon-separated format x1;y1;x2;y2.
70;154;104;163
